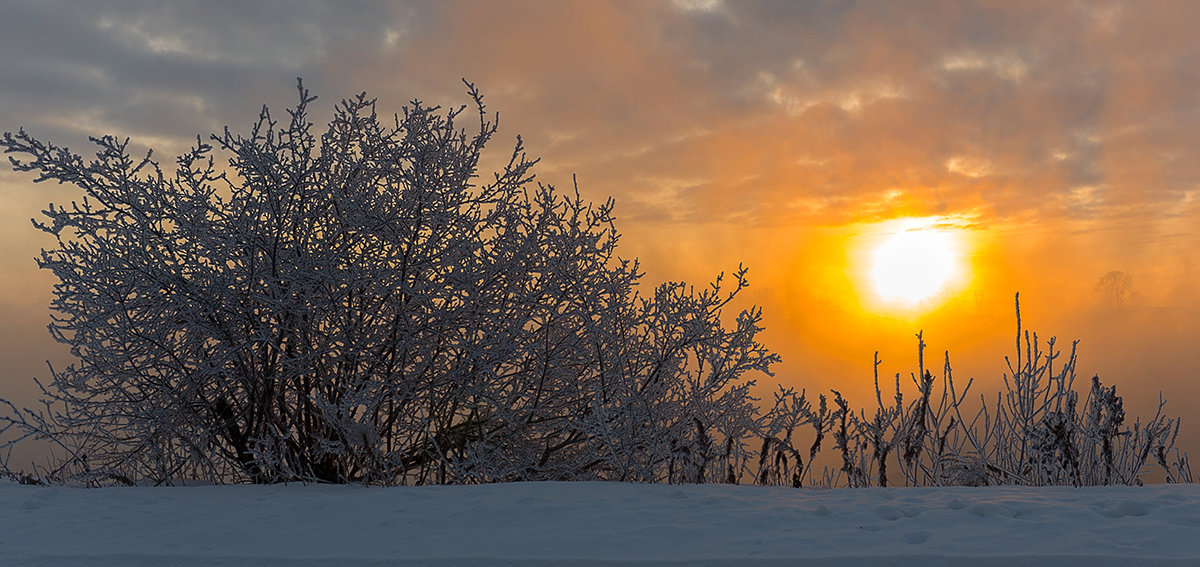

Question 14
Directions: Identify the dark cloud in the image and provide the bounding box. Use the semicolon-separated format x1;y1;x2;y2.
0;0;404;153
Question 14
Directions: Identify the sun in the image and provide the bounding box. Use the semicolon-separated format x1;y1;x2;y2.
869;226;961;306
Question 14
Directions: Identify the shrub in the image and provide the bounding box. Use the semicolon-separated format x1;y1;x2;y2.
0;80;778;486
750;294;1192;488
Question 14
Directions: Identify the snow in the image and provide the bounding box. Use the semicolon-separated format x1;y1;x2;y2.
2;479;1199;566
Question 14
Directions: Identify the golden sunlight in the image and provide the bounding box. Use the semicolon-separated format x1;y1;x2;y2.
856;218;970;312
870;229;956;303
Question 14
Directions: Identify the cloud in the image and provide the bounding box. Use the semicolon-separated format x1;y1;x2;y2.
939;50;1028;82
5;0;1194;234
0;1;402;155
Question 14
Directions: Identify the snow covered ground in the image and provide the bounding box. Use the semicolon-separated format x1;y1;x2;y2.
2;479;1198;566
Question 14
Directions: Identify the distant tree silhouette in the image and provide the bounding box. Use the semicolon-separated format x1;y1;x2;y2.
1096;270;1134;310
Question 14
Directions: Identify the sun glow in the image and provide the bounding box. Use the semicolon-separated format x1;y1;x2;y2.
859;218;969;311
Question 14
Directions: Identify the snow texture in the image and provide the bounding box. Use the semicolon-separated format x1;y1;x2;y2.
3;479;1198;566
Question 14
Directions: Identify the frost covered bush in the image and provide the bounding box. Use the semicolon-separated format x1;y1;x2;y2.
0;81;778;486
749;295;1192;488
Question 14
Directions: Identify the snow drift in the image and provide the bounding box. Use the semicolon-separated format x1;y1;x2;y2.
3;480;1198;566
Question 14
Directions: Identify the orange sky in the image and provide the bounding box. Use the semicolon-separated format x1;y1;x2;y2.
1;0;1198;458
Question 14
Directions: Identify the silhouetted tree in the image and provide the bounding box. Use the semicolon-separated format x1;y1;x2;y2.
1096;270;1134;311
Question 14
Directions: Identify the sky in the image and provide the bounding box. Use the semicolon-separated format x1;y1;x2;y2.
1;0;1198;458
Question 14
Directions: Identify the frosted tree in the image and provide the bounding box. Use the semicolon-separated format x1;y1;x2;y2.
0;80;779;485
